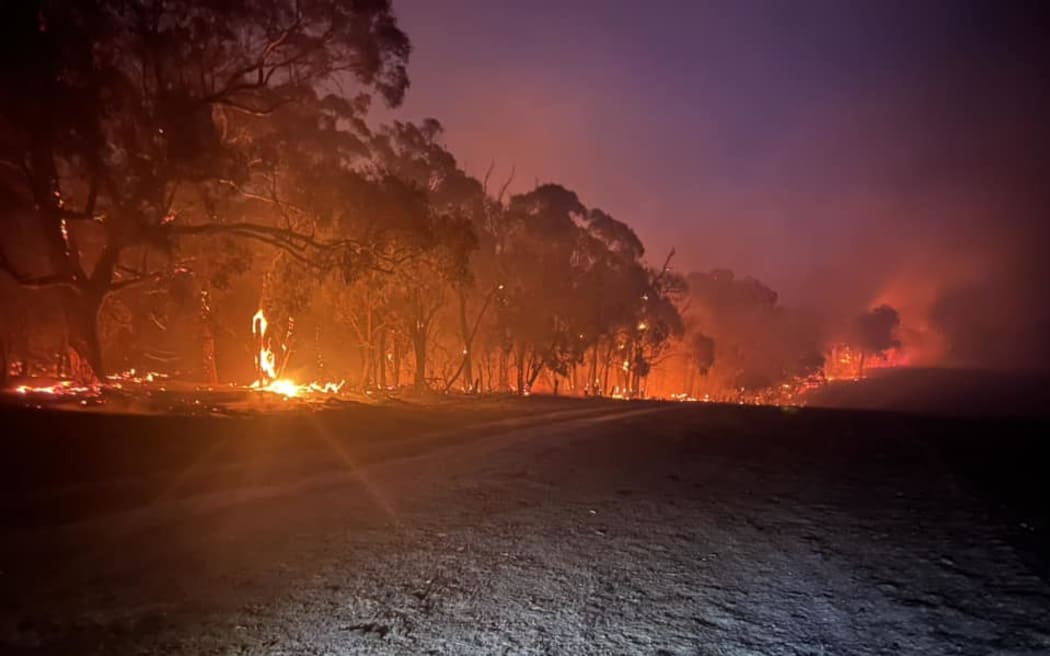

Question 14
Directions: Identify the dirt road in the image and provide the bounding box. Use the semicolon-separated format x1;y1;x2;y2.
1;401;1048;654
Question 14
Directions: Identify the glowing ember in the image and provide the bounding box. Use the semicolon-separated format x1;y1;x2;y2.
669;393;700;402
824;343;907;382
308;381;346;394
249;379;346;398
13;381;98;396
107;368;168;385
257;378;302;397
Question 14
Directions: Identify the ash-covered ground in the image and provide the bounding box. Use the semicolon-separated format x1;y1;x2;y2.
1;398;1048;655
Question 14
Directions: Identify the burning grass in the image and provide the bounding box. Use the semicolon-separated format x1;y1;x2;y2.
3;307;909;414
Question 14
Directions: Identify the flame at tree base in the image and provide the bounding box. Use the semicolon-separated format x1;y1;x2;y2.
249;309;346;398
250;378;346;398
4;312;908;409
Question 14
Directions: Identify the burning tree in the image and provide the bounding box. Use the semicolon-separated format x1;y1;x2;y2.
575;209;650;395
498;185;590;394
253;120;482;393
0;0;410;380
846;304;902;378
0;1;857;405
486;185;682;397
625;258;687;396
370;120;483;391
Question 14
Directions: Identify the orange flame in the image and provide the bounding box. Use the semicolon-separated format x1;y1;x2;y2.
252;309;278;383
248;309;344;398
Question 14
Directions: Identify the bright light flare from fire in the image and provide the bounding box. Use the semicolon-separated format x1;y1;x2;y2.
14;381;98;397
253;309;278;382
248;309;345;398
823;343;907;382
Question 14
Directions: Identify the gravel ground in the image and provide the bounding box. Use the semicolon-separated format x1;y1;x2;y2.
1;402;1048;654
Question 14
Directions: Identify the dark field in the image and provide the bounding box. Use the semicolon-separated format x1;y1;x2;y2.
1;398;1048;654
806;367;1050;420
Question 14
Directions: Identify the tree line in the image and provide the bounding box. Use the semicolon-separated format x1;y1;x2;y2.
0;0;901;397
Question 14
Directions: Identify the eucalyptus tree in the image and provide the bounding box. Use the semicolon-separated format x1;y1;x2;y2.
497;185;588;393
368;119;483;390
848;304;902;377
0;0;410;379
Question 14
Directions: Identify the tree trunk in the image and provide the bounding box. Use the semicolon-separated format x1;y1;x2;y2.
515;346;525;395
527;355;544;391
457;289;473;392
199;291;218;384
630;360;641;397
378;329;387;388
481;352;493;393
498;343;510;392
589;343;600;395
363;346;374;388
65;289;104;383
413;330;427;391
364;308;375;387
201;334;217;384
602;343;614;395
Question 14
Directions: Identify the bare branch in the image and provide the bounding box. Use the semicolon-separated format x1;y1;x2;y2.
204;12;331;107
653;248;676;285
213;96;295;117
55;208;99;221
0;159;25;176
0;251;76;290
496;166;516;204
143;350;181;363
482;160;495;195
168;221;362;272
79;173;101;219
108;271;164;293
217;179;310;217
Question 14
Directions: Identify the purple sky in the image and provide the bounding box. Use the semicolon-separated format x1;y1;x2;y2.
379;0;1049;367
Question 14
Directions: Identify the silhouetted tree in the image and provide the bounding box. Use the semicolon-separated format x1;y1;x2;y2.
368;120;481;390
499;185;589;393
692;333;716;376
850;304;901;377
0;0;410;379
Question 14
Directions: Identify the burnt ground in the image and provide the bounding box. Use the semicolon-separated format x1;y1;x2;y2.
0;398;1048;655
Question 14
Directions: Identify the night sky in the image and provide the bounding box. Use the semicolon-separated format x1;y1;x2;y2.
382;0;1049;369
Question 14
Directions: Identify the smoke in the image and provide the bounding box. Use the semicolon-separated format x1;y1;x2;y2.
681;269;824;392
930;280;1050;373
736;6;1050;374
